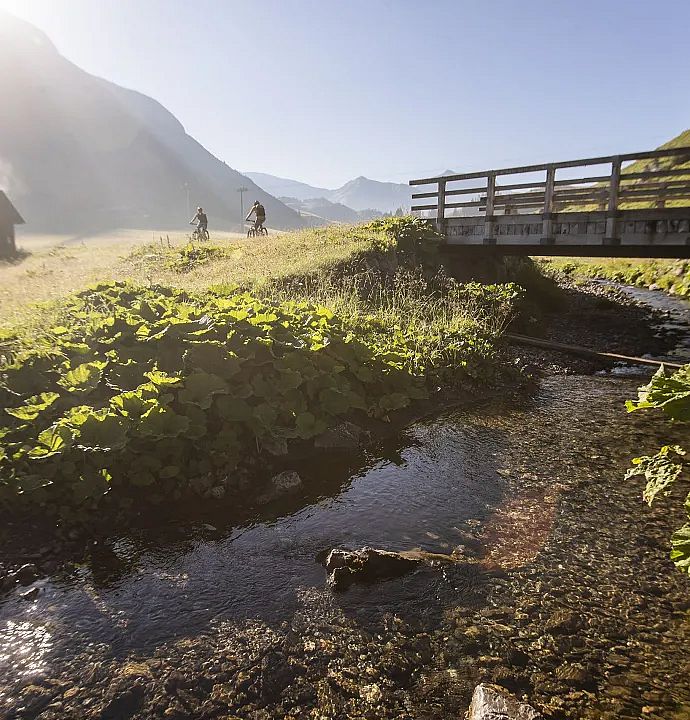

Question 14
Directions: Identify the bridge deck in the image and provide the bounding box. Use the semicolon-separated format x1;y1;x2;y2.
410;148;690;257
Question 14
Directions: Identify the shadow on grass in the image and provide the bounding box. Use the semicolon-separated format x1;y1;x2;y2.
0;249;31;265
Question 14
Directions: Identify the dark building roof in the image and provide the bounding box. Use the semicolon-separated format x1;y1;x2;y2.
0;191;25;226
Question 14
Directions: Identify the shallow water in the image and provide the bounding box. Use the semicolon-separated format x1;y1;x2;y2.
1;293;689;719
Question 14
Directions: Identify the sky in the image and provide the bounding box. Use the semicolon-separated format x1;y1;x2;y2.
1;0;689;188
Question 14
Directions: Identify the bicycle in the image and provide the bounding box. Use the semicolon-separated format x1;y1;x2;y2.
246;222;268;238
189;223;210;241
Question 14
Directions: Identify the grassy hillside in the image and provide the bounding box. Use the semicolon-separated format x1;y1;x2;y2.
566;128;690;211
616;128;690;210
0;218;519;521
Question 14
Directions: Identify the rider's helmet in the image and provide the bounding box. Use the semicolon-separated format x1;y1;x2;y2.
197;207;203;212
253;201;259;206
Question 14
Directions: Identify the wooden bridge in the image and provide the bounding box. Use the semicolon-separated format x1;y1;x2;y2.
410;147;690;257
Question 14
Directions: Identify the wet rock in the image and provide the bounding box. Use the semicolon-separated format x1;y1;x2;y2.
314;421;369;449
555;662;595;689
543;610;582;635
505;647;530;668
325;547;420;590
257;471;303;503
101;682;145;719
20;586;41;600
18;684;56;715
468;683;542;719
13;562;40;586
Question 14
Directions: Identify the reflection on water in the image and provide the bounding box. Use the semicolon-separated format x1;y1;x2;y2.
0;620;53;703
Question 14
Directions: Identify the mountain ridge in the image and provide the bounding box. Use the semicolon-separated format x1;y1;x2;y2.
245;171;411;214
0;11;302;233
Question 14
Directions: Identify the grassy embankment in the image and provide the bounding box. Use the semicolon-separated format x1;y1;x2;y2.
540;129;690;297
0;218;518;523
536;258;689;298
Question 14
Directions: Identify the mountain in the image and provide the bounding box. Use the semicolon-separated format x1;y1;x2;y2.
0;12;302;233
245;173;330;202
278;197;383;225
247;172;411;214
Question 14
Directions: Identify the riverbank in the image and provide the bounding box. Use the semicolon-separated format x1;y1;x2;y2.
537;257;689;299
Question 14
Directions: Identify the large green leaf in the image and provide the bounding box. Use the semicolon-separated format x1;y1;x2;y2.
670;523;690;574
625;445;686;506
110;390;158;418
138;406;190;438
178;372;228;409
74;411;128;451
58;361;107;395
6;392;60;421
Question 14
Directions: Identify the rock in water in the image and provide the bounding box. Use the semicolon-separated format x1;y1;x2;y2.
14;563;40;586
256;471;303;504
325;547;421;590
468;683;542;719
270;471;302;495
314;421;369;449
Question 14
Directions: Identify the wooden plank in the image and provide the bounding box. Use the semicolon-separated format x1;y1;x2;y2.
484;173;496;241
437;179;447;226
622;168;690;180
409;146;690;186
444;185;489;196
542;165;556;241
411;203;438;211
606;156;622;241
554;175;610;185
505;332;684;370
444;200;484;209
411;190;439;199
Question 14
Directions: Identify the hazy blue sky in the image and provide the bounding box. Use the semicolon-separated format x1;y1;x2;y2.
1;0;689;187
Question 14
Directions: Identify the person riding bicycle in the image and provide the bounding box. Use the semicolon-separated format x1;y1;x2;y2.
245;201;266;232
190;207;208;233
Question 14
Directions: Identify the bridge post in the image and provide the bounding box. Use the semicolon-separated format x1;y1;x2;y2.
483;173;496;244
541;165;556;244
436;179;447;235
605;156;621;245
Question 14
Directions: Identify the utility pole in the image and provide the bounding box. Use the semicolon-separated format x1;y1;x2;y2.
237;187;248;232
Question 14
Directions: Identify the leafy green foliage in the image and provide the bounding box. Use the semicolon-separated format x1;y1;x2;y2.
0;279;506;520
626;365;690;575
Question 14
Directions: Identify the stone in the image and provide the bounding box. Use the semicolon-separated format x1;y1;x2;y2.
543;610;582;635
257;471;303;503
324;548;421;590
555;662;595;689
13;563;40;586
208;486;226;500
20;586;41;600
314;422;369;449
468;683;542;719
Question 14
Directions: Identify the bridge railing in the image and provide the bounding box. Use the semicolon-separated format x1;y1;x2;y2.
409;148;690;235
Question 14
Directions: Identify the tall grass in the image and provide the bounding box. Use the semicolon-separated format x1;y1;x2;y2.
259;265;518;376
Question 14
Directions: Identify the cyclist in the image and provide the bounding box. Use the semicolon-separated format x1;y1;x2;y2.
189;207;208;235
245;201;266;233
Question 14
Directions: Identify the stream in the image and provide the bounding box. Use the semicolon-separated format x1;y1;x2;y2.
1;287;689;720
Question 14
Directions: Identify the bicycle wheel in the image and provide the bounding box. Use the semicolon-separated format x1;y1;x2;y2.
202;229;209;241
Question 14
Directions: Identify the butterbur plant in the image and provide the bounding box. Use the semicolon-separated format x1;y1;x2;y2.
0;280;497;521
625;364;690;575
